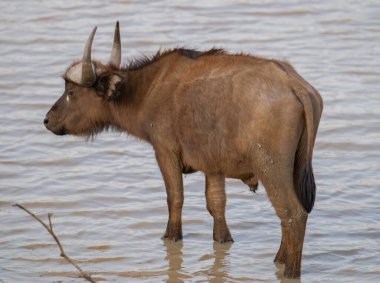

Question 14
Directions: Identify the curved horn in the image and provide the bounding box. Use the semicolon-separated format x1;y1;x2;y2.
81;26;97;86
109;21;121;67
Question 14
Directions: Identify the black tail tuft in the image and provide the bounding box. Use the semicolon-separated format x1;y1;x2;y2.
300;163;316;213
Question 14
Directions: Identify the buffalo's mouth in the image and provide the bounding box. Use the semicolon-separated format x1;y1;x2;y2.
55;127;66;136
44;117;67;136
46;124;67;136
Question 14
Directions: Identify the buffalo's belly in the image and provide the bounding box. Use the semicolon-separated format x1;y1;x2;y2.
180;142;254;177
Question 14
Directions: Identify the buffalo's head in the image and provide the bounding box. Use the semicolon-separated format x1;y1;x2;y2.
44;22;125;137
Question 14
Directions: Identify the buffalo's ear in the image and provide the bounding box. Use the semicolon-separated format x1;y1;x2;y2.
96;73;124;100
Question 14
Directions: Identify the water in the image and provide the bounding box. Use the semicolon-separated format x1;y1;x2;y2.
1;0;380;282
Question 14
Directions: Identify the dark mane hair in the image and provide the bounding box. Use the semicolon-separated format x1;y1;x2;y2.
124;48;225;71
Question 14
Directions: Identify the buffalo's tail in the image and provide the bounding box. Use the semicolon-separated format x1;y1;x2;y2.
299;162;316;213
289;70;323;213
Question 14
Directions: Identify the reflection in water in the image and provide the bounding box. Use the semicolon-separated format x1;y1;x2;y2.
164;240;185;283
196;241;233;282
275;263;302;283
208;242;232;282
164;240;233;282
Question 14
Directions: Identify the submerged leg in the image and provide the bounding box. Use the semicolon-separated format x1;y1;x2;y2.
261;166;308;278
205;173;233;243
282;212;307;278
155;149;184;241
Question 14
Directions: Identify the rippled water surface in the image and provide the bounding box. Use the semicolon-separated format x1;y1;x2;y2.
1;1;380;282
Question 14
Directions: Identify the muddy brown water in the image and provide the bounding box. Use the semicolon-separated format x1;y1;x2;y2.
1;1;379;282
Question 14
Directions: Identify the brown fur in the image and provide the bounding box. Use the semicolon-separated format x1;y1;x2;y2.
45;47;323;278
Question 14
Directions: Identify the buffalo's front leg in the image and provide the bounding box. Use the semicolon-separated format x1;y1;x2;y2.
155;149;184;241
205;173;233;243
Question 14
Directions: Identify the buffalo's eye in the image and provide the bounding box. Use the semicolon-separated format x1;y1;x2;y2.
67;90;74;96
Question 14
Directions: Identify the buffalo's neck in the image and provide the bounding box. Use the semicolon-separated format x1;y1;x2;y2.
109;63;167;143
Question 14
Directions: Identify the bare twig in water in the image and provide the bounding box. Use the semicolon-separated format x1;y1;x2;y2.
13;203;97;283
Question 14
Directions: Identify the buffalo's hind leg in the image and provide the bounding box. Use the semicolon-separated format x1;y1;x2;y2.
274;238;287;264
205;173;233;243
261;166;308;278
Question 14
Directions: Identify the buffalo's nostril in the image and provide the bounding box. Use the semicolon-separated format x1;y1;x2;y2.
44;118;49;125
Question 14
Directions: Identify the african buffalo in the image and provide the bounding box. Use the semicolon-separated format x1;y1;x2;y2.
44;22;323;278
